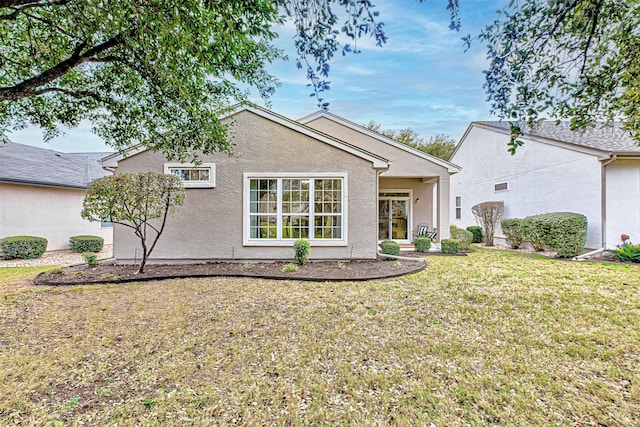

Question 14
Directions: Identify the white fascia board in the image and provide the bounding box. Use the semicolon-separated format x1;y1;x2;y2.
298;110;462;173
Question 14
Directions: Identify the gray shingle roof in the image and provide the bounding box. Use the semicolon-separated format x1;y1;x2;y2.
0;141;114;189
478;121;640;154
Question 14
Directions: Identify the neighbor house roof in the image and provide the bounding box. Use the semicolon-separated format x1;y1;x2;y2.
0;141;113;189
474;121;640;156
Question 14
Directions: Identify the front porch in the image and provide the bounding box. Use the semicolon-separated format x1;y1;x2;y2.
377;176;450;244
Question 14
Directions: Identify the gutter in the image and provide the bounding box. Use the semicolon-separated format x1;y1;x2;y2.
0;178;87;190
600;153;617;250
574;247;605;261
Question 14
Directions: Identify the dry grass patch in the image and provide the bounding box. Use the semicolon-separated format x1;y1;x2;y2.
1;249;639;425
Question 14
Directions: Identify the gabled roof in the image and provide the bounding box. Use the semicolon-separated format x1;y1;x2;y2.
298;110;461;173
469;121;640;157
102;104;390;169
0;141;113;189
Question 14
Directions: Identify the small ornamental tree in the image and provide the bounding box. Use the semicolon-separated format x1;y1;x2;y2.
471;201;504;246
81;172;185;274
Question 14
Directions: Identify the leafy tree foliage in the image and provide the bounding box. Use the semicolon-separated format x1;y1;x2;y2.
1;0;461;160
475;0;640;152
81;172;185;274
365;121;456;160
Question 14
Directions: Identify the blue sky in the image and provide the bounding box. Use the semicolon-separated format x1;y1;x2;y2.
9;0;508;153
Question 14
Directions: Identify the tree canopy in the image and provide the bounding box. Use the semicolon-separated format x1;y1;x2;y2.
365;121;457;160
4;0;636;158
476;0;640;152
2;0;444;161
81;171;185;274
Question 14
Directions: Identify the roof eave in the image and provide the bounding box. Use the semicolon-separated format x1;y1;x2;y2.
0;178;87;190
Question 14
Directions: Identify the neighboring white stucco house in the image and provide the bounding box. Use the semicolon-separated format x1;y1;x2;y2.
450;121;640;250
0;141;114;251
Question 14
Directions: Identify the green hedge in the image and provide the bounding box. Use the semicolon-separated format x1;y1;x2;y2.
523;212;587;257
450;226;473;250
414;237;431;253
69;235;104;253
380;240;401;256
441;238;459;254
501;218;526;249
0;236;48;260
466;226;483;243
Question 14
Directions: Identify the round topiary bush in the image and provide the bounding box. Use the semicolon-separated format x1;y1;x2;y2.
69;235;104;253
0;236;48;260
414;237;431;253
380;240;401;256
440;238;459;254
466;226;483;243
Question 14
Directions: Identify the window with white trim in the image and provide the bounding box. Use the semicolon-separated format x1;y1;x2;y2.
164;163;215;188
455;195;461;220
246;175;345;244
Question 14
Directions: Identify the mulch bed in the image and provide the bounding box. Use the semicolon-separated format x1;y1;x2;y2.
34;256;428;285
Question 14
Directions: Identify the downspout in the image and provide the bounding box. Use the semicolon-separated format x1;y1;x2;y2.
575;153;617;261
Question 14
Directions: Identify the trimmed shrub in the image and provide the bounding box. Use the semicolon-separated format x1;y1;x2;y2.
441;238;459;254
450;226;473;250
501;218;526;249
614;242;640;263
0;236;47;260
414;237;431;253
522;217;546;251
69;235;104;253
380;240;401;256
293;238;311;265
523;212;587;257
82;252;99;267
466;226;483;243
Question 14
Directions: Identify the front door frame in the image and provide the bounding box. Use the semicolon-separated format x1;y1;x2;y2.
378;189;413;244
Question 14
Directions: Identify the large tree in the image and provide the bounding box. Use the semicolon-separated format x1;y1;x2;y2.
476;0;640;153
81;172;185;274
0;0;424;161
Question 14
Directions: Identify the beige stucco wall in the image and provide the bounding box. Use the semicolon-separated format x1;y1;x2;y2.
113;110;379;262
304;117;451;178
0;183;113;251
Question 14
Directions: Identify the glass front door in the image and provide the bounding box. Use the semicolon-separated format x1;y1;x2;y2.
378;195;410;241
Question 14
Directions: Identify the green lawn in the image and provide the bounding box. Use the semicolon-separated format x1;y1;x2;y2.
1;249;639;425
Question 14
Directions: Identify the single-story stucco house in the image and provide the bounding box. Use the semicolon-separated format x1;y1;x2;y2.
0;141;114;251
101;105;460;263
450;121;640;250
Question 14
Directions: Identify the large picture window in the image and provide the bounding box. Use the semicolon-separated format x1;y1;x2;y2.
245;174;346;245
